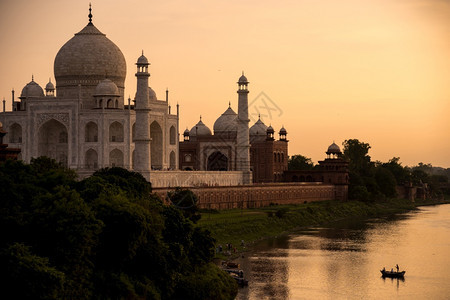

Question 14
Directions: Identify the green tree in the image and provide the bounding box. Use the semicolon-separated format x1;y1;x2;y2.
0;243;65;299
167;187;201;223
288;155;315;170
374;166;397;198
342;139;373;176
1;162;237;299
381;157;410;185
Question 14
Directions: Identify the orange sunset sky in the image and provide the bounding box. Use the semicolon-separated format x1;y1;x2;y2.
0;0;449;167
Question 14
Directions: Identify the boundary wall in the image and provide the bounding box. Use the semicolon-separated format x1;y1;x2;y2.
154;182;346;210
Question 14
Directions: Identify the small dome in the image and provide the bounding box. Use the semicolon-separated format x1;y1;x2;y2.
45;79;55;91
327;142;341;154
183;128;190;136
20;79;44;98
137;54;149;65
95;79;119;96
238;73;248;83
213;105;237;134
190;119;212;137
149;87;157;101
250;118;268;136
266;125;274;133
279;126;287;134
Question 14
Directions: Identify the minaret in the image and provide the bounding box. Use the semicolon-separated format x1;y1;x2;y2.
133;52;151;181
236;72;252;184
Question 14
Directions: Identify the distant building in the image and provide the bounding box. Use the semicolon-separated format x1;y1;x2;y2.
179;75;288;183
283;142;349;185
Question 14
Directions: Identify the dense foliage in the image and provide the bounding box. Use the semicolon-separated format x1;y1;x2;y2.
342;139;449;201
0;158;237;299
288;155;315;170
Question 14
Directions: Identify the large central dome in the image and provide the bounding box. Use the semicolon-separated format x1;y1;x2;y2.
54;21;126;103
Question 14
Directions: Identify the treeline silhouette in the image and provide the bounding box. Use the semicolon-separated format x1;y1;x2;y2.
0;157;237;299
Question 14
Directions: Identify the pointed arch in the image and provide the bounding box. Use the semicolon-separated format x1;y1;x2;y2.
85;122;98;142
9;123;22;143
170;125;176;145
85;149;98;169
110;149;124;167
38;119;68;166
207;151;228;171
109;121;123;142
150;121;163;169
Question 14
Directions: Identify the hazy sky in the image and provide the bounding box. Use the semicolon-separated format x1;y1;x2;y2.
1;0;449;167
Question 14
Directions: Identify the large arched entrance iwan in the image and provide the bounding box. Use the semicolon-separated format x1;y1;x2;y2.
207;151;228;171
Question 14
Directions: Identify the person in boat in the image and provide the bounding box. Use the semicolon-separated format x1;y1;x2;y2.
396;264;399;272
391;268;394;273
382;267;386;272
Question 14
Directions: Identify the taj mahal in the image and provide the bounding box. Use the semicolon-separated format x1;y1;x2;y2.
0;6;294;188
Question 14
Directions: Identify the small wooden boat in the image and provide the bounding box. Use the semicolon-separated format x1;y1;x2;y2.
222;261;240;269
380;269;406;278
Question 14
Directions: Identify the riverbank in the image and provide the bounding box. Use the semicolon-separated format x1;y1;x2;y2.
198;197;450;258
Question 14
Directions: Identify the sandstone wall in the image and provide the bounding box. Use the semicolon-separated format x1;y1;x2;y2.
154;182;340;210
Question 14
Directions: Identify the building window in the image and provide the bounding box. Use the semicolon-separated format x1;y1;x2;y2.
185;154;192;162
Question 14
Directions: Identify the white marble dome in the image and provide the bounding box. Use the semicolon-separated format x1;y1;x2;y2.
45;80;55;91
250;118;268;136
190;119;212;137
214;106;237;134
149;87;157;101
20;79;44;98
238;74;248;83
137;54;149;65
95;79;119;96
54;23;126;90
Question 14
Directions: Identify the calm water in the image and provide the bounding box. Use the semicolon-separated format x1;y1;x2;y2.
236;204;450;300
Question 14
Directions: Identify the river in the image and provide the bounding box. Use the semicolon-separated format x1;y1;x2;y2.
236;204;450;299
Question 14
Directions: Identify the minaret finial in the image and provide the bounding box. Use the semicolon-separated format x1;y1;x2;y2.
242;71;244;76
228;101;231;108
142;50;144;56
32;74;34;81
88;3;93;24
258;113;261;120
200;115;202;121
